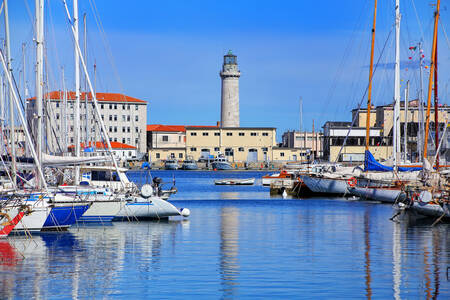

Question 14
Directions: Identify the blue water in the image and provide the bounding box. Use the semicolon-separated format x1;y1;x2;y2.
2;170;449;299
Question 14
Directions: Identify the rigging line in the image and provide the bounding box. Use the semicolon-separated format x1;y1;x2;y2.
88;0;127;102
440;20;450;51
334;26;394;163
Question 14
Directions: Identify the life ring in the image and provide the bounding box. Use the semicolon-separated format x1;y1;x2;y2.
347;177;357;187
411;192;419;202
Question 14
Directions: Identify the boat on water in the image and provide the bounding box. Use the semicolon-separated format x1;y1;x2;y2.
181;157;198;170
0;203;27;237
262;170;295;186
164;159;179;170
211;154;233;170
215;178;255;185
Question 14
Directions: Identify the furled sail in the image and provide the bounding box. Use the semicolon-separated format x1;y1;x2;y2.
364;150;422;172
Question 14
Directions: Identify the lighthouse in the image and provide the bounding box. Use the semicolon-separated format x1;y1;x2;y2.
220;50;240;127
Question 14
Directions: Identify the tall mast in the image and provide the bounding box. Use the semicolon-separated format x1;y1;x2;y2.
83;13;89;146
393;0;401;170
403;80;409;161
35;0;44;188
434;38;439;170
4;0;16;184
418;42;424;161
365;0;378;151
423;0;440;160
22;43;28;99
299;97;303;133
74;0;81;184
62;67;67;151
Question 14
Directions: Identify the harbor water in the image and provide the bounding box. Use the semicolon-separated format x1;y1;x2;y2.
2;170;449;299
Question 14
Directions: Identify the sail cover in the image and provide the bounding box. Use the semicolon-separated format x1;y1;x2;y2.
364;150;422;172
41;153;109;166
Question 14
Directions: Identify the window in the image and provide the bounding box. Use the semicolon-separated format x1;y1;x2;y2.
178;153;183;159
114;138;118;142
262;147;268;152
127;138;130;143
238;147;244;152
135;127;139;133
127;116;130;122
170;153;175;159
226;132;232;136
191;132;197;136
70;137;74;143
162;135;169;142
127;127;130;133
114;115;117;121
135;105;138;111
202;132;209;136
56;103;60;108
101;104;104;109
280;152;285;157
156;153;160;159
109;115;113;121
101;115;104;120
70;114;74;120
262;132;269;136
114;126;117;133
122;127;126;133
214;132;220;136
190;147;197;151
214;147;220;151
135;116;138;122
135;138;138;145
109;104;112;109
251;132;258;136
122;138;125;143
122;115;126;121
109;126;112;133
127;104;130;110
225;148;234;156
70;126;74;132
122;104;126;110
114;104;117;109
239;132;245;136
56;113;60;120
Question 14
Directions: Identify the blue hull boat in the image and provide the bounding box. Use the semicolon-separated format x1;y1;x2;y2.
42;205;90;230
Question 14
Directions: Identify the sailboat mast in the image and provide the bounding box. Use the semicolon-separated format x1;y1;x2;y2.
35;0;44;188
393;0;401;169
434;38;439;170
418;42;424;161
83;13;89;147
423;0;440;160
4;0;16;184
365;0;377;151
403;80;409;161
74;0;81;184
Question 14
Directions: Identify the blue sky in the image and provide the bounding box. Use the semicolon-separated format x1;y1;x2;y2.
7;0;450;139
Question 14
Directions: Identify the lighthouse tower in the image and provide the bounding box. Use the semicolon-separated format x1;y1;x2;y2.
220;50;240;127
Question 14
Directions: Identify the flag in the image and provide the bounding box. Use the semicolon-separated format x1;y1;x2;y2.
409;46;417;50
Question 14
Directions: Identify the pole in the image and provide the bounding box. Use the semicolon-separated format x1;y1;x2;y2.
83;13;89;146
4;0;16;184
404;80;409;161
423;0;440;160
393;0;401;170
365;0;378;151
35;0;44;188
434;37;439;170
74;0;81;184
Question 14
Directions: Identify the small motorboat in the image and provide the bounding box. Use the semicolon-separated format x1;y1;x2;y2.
164;159;179;170
214;178;255;185
262;170;294;186
211;154;233;170
181;156;198;170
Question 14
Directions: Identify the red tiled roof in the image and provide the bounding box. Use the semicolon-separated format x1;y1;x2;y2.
146;124;219;132
28;91;146;104
68;141;136;150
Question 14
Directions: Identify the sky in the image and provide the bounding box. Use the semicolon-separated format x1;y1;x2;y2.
5;0;450;141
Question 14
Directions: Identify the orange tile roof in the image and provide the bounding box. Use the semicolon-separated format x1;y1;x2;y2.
68;141;136;149
28;91;146;104
146;124;219;132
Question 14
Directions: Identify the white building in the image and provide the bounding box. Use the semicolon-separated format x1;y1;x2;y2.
27;91;147;154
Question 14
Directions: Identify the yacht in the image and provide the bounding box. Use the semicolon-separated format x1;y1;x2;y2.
211;154;233;170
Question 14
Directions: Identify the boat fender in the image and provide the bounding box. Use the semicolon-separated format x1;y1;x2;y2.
347;177;357;187
180;208;190;217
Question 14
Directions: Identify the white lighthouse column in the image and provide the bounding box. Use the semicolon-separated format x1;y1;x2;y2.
220;50;240;127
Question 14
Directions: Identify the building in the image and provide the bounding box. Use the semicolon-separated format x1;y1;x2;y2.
68;141;138;160
220;51;240;127
27;91;147;154
146;124;187;161
282;131;324;159
323;101;449;162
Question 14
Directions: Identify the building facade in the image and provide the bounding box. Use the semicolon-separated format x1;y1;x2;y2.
27;91;147;154
281;131;324;159
220;51;240;128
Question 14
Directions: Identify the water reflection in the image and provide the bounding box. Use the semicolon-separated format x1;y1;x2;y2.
392;222;402;300
364;210;372;300
219;206;240;299
220;192;240;200
0;240;22;299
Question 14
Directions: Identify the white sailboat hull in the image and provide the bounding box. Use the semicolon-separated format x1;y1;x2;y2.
301;175;348;195
349;187;403;203
115;197;181;219
14;206;49;232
